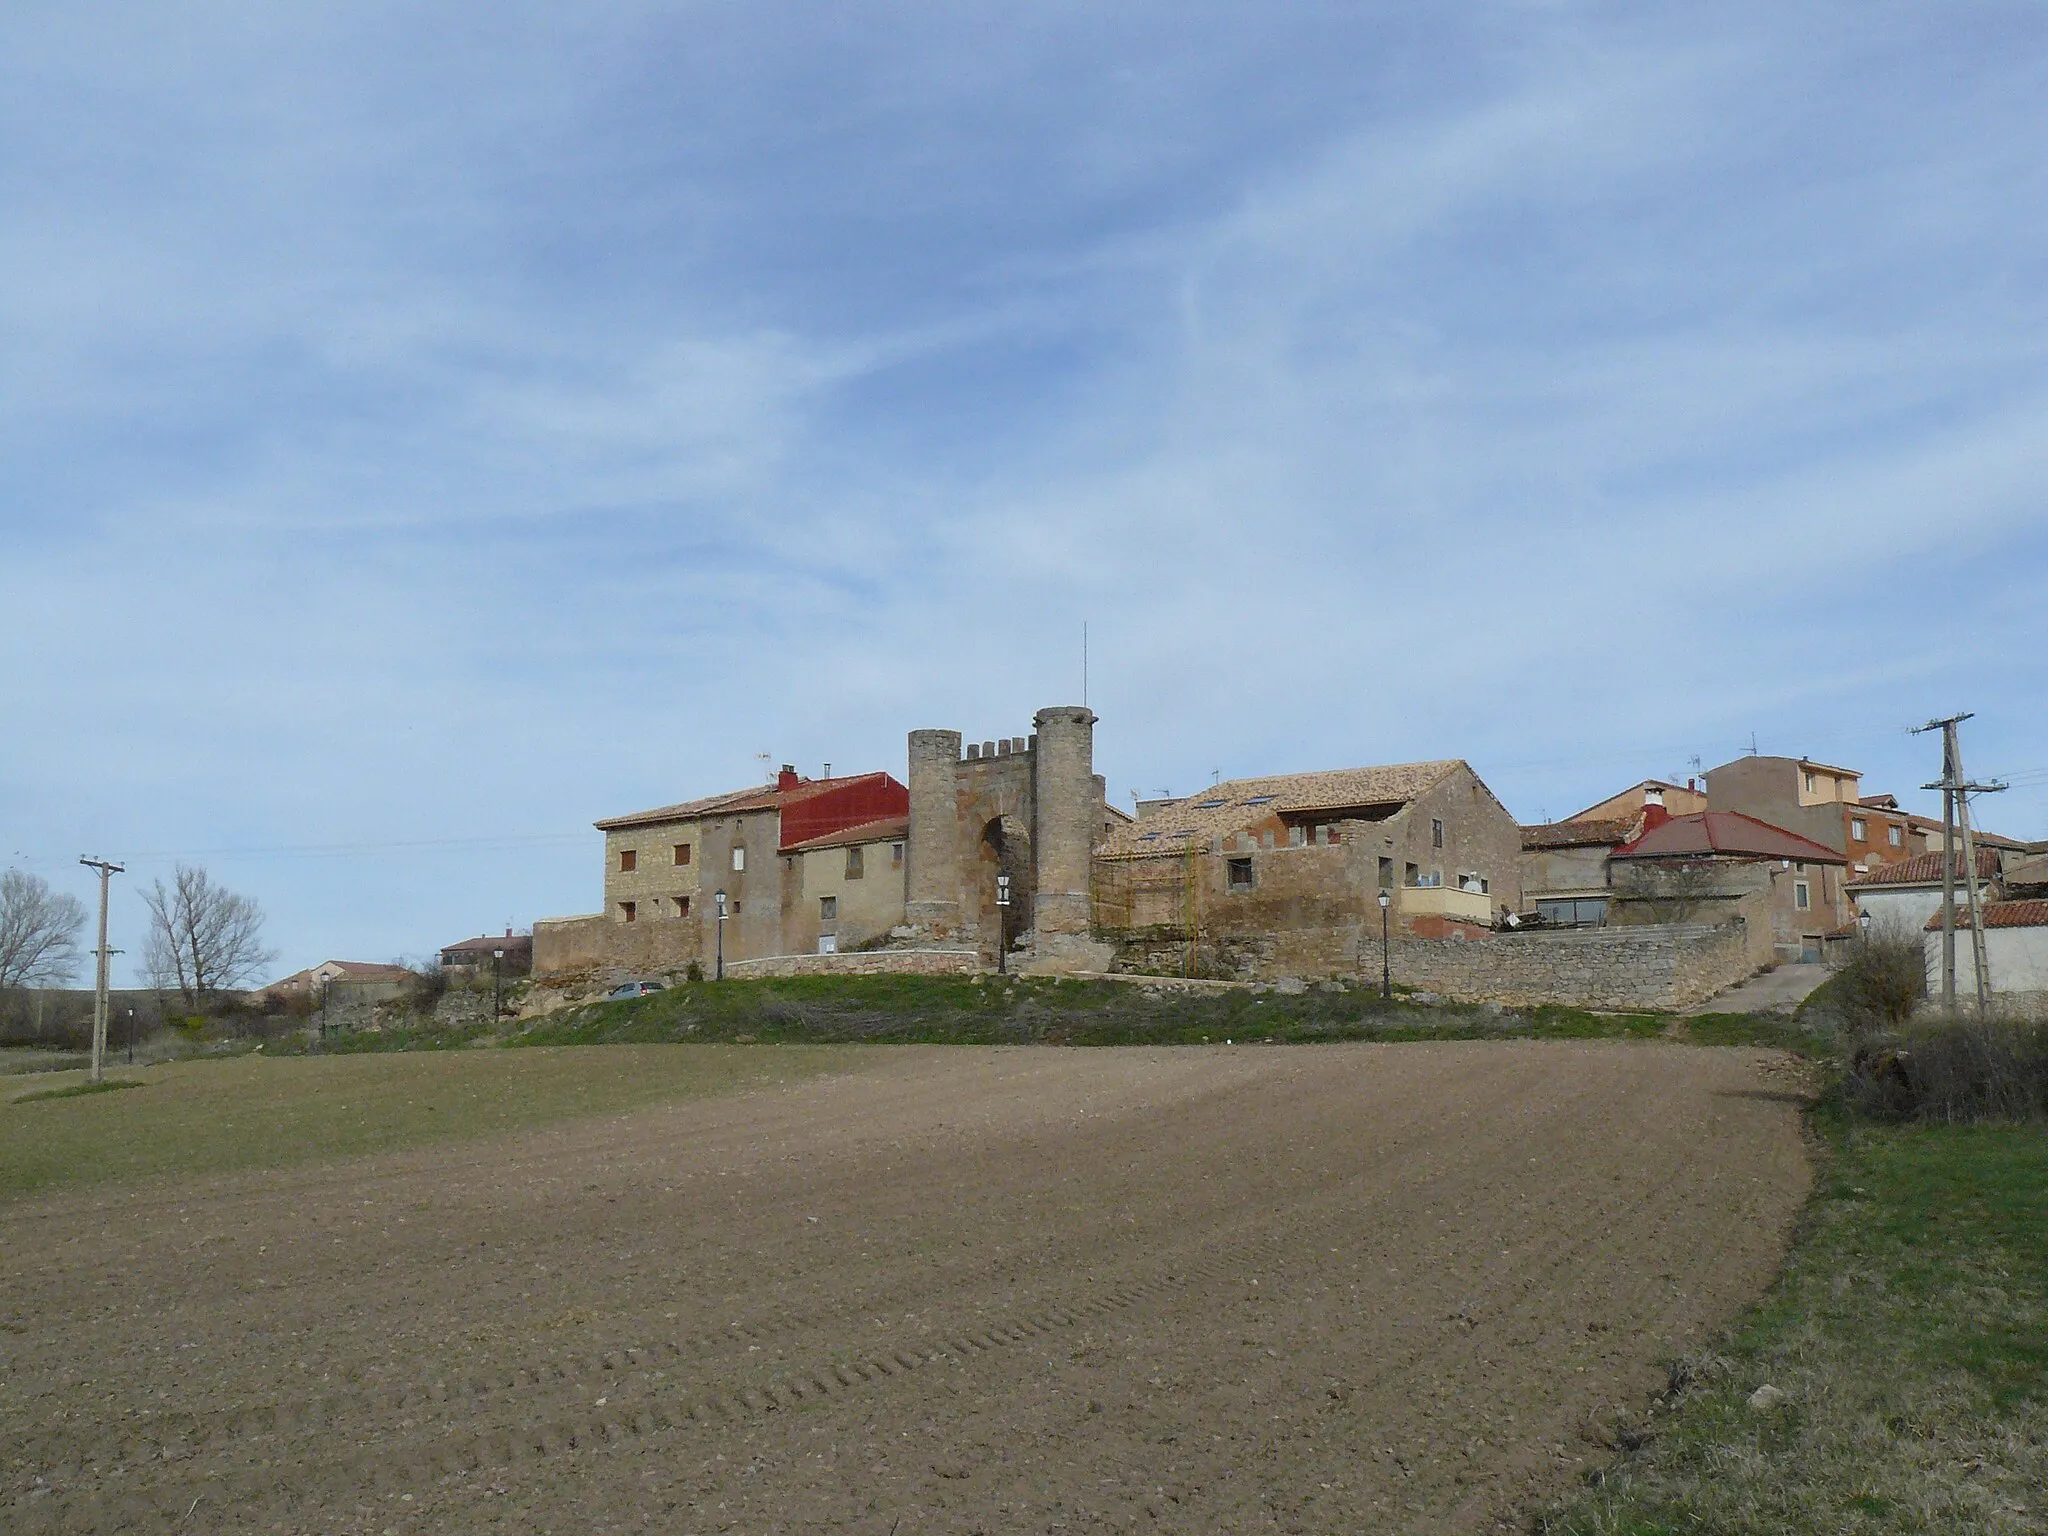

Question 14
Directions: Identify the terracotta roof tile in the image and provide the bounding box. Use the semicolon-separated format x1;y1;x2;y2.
1099;761;1463;860
1923;899;2048;931
594;773;891;832
1520;818;1635;851
1610;811;1847;865
1847;849;2000;888
782;815;910;853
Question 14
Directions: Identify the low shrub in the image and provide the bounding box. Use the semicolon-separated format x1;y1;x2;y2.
1842;1010;2048;1124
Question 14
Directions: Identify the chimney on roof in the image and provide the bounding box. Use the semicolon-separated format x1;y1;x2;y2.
1641;784;1670;832
777;764;800;791
1687;777;1697;792
823;763;831;779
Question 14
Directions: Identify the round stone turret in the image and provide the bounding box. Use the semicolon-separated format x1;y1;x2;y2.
1030;706;1098;938
905;728;964;934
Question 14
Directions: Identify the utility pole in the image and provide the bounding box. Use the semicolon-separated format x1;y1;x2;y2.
78;858;125;1085
1915;715;2008;1014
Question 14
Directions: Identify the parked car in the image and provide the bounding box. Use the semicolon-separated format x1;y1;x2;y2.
606;980;665;1000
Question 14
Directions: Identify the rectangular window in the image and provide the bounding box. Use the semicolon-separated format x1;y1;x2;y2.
1379;856;1394;889
674;843;691;866
1431;818;1445;848
673;896;690;917
1227;857;1254;891
845;845;864;879
819;896;837;920
1538;897;1608;927
1850;818;1866;841
620;900;637;923
891;842;905;868
731;846;745;872
1804;772;1816;793
1405;862;1420;886
1889;826;1903;848
619;848;637;873
1794;881;1811;911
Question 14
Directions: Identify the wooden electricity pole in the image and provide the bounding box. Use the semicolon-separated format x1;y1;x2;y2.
78;857;125;1084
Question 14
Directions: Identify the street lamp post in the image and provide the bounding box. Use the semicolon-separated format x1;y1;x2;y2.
1377;888;1392;1001
995;873;1011;975
492;947;505;1020
714;890;728;981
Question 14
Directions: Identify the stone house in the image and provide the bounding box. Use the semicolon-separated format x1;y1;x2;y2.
1091;760;1522;978
783;815;908;955
535;766;909;977
1518;817;1636;928
439;930;533;977
259;960;413;1004
1607;804;1851;962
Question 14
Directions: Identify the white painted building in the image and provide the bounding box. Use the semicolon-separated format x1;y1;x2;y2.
1921;901;2048;1002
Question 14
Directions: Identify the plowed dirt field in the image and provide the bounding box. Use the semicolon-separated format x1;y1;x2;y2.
3;1042;1810;1534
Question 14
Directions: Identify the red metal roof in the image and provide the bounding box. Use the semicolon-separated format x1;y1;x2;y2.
1847;849;2000;889
1923;899;2048;931
594;771;904;834
1610;810;1847;865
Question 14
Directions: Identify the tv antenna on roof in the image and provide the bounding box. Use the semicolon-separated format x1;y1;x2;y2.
754;751;774;782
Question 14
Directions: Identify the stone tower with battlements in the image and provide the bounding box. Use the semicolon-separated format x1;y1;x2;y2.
902;706;1112;972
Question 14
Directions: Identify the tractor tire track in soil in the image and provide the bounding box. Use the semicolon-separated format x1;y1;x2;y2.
2;1041;1809;1533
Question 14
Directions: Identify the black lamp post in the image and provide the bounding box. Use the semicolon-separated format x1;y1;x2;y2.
995;873;1011;975
1377;888;1393;1000
492;946;505;1019
714;889;728;980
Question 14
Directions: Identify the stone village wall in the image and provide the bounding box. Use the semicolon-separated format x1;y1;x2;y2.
1108;885;1776;1012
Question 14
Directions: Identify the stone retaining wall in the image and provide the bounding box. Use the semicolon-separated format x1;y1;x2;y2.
722;948;982;981
1391;922;1762;1012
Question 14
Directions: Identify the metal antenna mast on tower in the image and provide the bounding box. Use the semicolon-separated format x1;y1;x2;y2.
78;857;125;1085
1913;714;2008;1013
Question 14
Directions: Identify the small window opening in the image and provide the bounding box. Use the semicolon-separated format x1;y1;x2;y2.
1431;818;1445;849
619;848;637;873
1794;881;1811;911
674;843;691;866
673;896;690;917
819;896;838;920
620;901;637;923
845;845;865;879
1227;857;1254;891
891;842;904;868
731;846;745;872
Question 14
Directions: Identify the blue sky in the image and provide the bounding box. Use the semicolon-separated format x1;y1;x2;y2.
4;3;2045;982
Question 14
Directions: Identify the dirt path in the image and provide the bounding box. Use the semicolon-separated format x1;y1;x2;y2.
1;1042;1810;1534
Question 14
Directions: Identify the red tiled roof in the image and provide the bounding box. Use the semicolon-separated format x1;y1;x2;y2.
594;772;895;832
1847;849;2000;889
440;933;534;957
782;815;910;853
1610;811;1847;865
1520;818;1635;851
1923;900;2048;931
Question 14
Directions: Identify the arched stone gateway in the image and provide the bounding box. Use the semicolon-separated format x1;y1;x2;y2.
902;707;1115;973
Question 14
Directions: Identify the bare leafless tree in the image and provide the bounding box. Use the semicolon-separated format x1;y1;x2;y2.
0;869;88;990
1616;859;1734;923
142;864;276;1009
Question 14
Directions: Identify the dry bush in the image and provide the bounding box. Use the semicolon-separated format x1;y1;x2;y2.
1826;925;1925;1039
1845;1007;2048;1123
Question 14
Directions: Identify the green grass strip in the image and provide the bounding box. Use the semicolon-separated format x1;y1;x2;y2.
1542;1112;2048;1533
